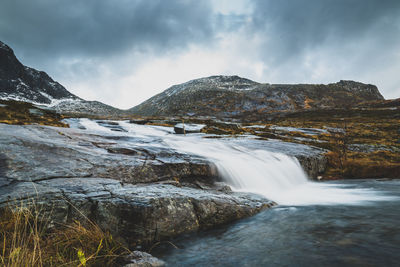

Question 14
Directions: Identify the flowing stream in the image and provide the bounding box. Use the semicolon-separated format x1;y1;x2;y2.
76;119;400;266
78;119;395;206
152;179;400;266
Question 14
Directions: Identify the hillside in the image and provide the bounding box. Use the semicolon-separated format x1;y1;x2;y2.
129;75;384;119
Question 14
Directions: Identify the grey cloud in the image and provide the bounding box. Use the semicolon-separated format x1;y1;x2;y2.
249;0;400;64
0;0;215;60
1;0;399;102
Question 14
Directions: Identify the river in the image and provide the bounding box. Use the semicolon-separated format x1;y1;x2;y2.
73;119;400;266
152;179;400;266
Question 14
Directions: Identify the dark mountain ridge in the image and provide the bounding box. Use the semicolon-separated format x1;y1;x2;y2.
0;41;126;117
0;41;78;103
129;75;384;119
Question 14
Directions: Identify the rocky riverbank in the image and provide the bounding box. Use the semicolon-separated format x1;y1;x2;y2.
0;120;327;256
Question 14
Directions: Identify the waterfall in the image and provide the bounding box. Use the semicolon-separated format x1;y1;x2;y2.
78;119;393;206
165;136;391;206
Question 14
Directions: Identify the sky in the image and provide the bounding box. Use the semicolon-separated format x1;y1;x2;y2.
1;0;399;109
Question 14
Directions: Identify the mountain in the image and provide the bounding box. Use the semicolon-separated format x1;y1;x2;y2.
0;41;126;117
129;75;384;119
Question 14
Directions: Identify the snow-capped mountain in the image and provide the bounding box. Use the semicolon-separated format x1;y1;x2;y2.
0;41;79;104
0;40;126;117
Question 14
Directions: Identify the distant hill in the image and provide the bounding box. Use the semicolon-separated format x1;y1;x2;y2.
0;40;127;117
129;75;384;119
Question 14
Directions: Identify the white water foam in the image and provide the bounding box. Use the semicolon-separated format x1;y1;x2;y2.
80;119;395;206
165;136;394;206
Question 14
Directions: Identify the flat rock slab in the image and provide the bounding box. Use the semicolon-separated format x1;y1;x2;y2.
0;177;274;247
0;123;215;184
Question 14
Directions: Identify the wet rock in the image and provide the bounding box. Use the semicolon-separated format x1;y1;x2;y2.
130;119;153;125
96;121;128;132
0;121;330;251
0;178;273;247
109;126;128;132
106;147;141;155
97;120;119;126
174;123;206;134
0;124;216;184
270;125;328;136
296;154;327;179
0;123;276;248
28;108;45;116
122;251;165;267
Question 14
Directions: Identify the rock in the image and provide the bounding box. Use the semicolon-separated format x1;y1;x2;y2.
130;119;152;125
123;251;165;267
0;178;273;248
0;122;275;248
28;108;45;116
97;120;120;126
296;154;327;179
0;123;218;184
270;125;328;135
106;147;141;155
0;120;329;251
174;123;206;134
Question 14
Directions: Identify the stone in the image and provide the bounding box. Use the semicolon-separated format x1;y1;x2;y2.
130;119;152;125
123;251;165;267
174;123;206;134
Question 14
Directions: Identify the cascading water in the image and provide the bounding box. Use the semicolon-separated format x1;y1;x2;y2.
164;136;392;205
77;119;394;206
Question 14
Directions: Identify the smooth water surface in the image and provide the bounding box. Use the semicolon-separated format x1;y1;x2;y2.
152;179;400;267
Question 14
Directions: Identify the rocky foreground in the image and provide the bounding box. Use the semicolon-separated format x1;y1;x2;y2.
0;120;328;264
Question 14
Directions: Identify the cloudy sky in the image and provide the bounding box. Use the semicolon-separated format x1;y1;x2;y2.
1;0;399;109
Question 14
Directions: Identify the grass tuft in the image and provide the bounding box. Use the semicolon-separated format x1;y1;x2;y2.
0;201;130;266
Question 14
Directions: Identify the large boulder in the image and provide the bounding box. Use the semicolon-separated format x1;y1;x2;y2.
0;178;273;248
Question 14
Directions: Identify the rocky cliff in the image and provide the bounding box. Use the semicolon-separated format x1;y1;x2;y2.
129;75;384;119
0;41;126;117
0;41;78;103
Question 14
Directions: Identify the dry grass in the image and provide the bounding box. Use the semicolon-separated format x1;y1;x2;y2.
0;201;130;267
325;151;400;179
0;100;67;127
